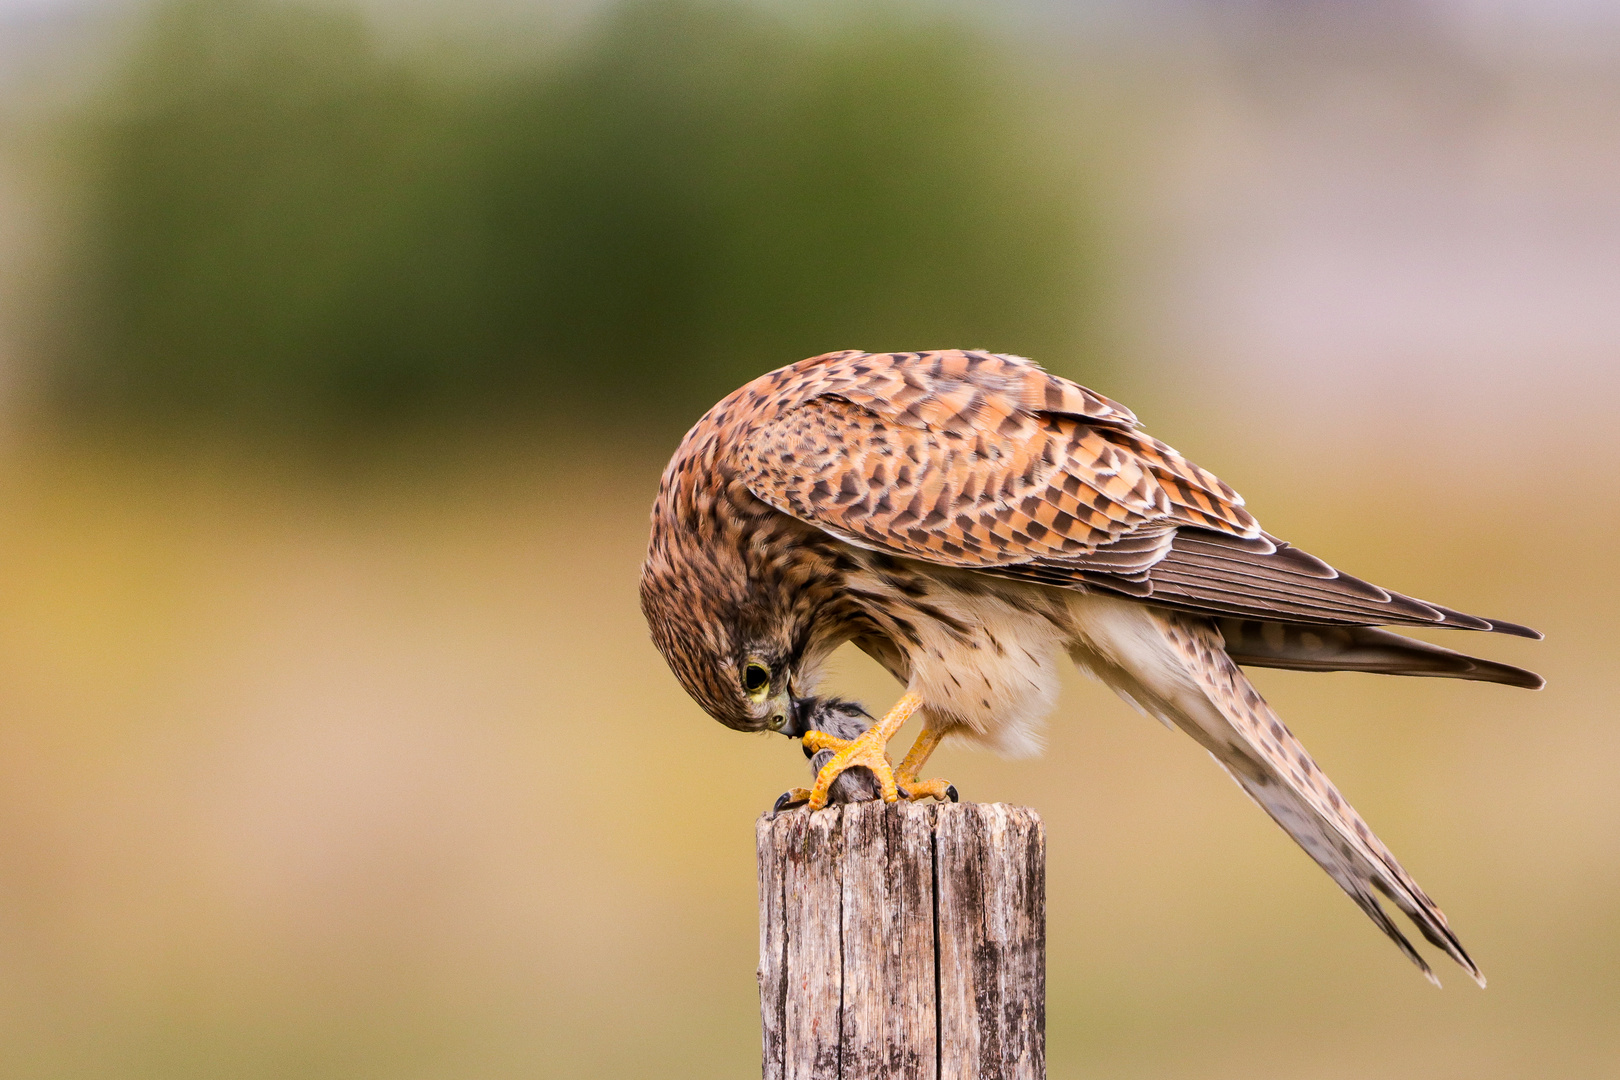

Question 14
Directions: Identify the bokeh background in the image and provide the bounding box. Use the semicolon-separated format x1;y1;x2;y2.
0;0;1615;1077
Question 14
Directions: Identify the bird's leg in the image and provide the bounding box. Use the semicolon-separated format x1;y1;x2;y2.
805;691;921;811
894;721;957;803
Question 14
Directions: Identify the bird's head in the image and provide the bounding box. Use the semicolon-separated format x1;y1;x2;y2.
639;556;818;733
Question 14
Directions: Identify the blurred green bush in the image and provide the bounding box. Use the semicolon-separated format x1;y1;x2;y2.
52;0;1100;432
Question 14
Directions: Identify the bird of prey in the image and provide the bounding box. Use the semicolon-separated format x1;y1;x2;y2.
640;349;1542;985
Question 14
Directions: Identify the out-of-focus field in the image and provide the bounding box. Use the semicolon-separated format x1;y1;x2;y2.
0;0;1617;1077
0;420;1609;1080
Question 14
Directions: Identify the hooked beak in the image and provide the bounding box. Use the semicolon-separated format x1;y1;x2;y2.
766;692;820;736
764;690;793;733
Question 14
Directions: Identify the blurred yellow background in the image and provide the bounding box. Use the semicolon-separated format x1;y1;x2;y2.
0;1;1615;1078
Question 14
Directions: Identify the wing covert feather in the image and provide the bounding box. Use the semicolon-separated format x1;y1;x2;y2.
733;350;1537;637
736;352;1259;572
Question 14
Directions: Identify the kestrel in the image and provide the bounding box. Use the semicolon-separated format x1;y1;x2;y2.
640;350;1542;985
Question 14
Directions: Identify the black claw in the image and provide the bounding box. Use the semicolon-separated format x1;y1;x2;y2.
896;785;911;801
772;791;807;816
945;784;959;803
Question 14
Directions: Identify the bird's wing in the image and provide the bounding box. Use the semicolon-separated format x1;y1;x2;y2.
738;350;1536;637
737;349;1255;574
1105;529;1541;636
1216;619;1545;689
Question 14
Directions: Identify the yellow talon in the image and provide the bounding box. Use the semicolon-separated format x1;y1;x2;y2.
893;722;956;803
897;776;957;802
806;691;922;810
802;730;851;756
771;787;815;815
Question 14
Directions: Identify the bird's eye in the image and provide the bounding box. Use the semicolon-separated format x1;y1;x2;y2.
742;662;771;697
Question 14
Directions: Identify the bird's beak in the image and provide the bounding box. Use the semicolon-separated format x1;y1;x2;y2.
770;694;819;738
765;691;792;733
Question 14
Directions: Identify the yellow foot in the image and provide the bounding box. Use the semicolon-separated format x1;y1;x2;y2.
771;787;814;815
802;731;851;756
895;775;958;803
806;691;923;811
893;723;957;803
807;731;899;809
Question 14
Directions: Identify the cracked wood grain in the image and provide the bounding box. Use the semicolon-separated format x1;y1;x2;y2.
758;802;1045;1080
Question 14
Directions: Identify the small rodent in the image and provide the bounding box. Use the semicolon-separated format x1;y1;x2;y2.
773;696;878;811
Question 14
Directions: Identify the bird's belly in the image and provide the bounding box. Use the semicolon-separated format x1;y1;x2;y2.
881;578;1075;759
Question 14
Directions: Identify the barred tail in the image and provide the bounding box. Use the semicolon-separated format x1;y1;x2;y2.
1071;596;1483;986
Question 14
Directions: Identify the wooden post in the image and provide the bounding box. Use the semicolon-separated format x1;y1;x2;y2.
757;801;1045;1080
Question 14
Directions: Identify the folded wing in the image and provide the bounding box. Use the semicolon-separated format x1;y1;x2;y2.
737;349;1541;650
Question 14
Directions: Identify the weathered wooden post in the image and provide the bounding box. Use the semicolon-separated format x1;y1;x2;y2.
757;801;1046;1080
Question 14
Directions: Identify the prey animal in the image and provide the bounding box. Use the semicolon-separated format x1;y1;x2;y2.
771;697;956;812
639;350;1542;985
773;698;884;810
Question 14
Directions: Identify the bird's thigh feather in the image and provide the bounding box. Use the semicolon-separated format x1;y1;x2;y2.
871;578;1073;758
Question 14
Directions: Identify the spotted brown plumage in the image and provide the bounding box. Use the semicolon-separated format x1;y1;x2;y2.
640;349;1543;985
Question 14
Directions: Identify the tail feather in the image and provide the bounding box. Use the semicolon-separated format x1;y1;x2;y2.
1215;759;1480;987
1218;619;1544;690
1071;597;1484;985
